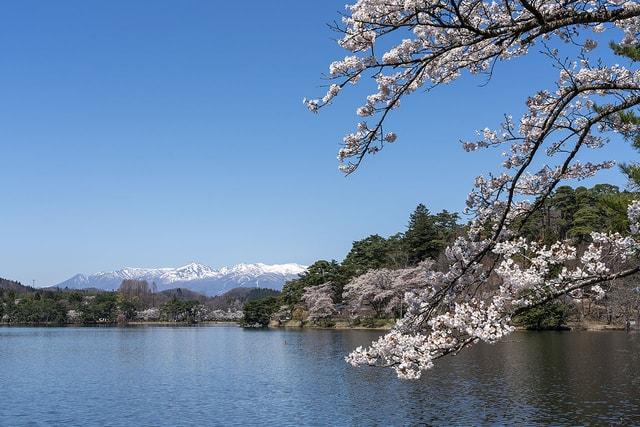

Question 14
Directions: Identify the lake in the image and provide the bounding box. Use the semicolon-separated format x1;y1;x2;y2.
0;326;639;426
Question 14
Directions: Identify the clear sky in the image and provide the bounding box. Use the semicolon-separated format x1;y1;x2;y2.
0;1;636;286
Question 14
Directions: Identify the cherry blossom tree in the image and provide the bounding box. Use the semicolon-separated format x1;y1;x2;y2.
302;283;337;321
343;264;432;317
343;269;399;317
307;0;640;379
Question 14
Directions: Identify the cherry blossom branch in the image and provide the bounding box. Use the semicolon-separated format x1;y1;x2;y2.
308;0;640;379
306;0;640;174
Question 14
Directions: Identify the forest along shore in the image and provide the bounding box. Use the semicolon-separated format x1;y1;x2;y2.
4;187;640;331
243;193;640;332
0;278;256;326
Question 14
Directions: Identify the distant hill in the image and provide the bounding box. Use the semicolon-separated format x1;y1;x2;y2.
154;286;279;311
156;286;280;311
208;287;280;311
159;287;208;302
0;277;35;294
55;262;306;296
3;277;278;313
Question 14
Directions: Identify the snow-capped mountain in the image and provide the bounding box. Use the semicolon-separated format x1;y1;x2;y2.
55;262;307;296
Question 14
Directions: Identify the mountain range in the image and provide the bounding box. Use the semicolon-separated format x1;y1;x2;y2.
54;262;307;296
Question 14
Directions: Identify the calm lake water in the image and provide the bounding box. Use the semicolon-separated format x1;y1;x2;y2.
0;326;639;426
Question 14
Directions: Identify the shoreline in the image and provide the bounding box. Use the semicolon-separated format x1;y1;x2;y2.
269;320;394;330
0;320;241;328
0;320;636;332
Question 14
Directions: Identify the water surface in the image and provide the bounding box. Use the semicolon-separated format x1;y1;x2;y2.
1;326;638;426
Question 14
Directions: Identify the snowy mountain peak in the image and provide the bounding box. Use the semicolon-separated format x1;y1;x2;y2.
55;262;307;296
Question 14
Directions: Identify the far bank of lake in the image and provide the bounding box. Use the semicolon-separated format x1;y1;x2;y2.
1;318;636;332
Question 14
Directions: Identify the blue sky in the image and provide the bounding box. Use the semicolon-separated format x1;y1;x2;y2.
0;1;636;286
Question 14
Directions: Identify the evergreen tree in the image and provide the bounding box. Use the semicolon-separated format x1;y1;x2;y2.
403;204;440;265
432;210;459;250
618;111;640;190
385;233;410;268
568;205;602;242
281;260;344;305
548;185;578;240
611;42;640;189
342;235;392;276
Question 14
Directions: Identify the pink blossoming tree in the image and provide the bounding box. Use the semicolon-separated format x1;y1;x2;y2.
307;0;640;379
302;283;337;321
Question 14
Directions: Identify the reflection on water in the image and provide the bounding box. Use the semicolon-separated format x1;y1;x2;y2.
0;326;638;426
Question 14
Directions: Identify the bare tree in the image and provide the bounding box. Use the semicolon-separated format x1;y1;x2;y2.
119;280;151;306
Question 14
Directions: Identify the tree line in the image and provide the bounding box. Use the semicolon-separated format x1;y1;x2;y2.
245;205;461;326
246;184;640;329
0;278;277;325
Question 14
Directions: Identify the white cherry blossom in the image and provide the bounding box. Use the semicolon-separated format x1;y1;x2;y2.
309;0;640;379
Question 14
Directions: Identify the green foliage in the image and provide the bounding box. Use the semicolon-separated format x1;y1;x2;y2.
520;184;636;244
384;233;409;268
4;298;67;324
80;293;118;324
245;288;281;302
207;287;280;311
404;204;440;264
281;260;345;305
432;210;460;249
610;41;640;62
159;298;199;322
351;317;390;328
620;163;640;191
342;235;393;276
606;43;640;190
282;204;460;308
0;280;281;325
0;277;36;294
514;301;569;330
402;206;459;265
568;205;602;241
67;292;83;303
2;183;636;328
118;300;138;321
242;296;280;327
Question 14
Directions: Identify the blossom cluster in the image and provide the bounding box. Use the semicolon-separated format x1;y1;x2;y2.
306;0;640;173
308;0;640;379
302;283;337;320
345;212;640;379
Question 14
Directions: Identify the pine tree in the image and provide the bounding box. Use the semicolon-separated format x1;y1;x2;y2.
432;210;459;250
611;42;640;189
403;204;439;265
342;235;391;276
